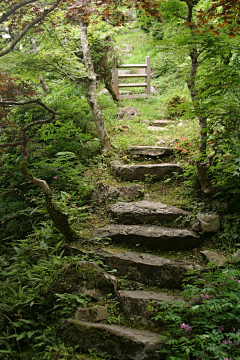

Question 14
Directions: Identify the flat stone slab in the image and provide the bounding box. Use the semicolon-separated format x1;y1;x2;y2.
109;200;190;225
117;290;184;326
147;126;166;131
91;183;144;204
62;319;166;359
93;225;200;251
95;250;202;288
128;146;173;158
111;162;181;181
149;120;175;127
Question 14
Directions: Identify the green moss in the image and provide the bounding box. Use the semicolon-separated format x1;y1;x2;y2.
19;160;33;181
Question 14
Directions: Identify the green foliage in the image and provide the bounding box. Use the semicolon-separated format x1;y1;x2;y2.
0;237;90;359
136;10;164;40
164;94;187;118
153;265;240;359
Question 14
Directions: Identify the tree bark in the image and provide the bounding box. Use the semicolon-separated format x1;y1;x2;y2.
31;37;50;95
80;21;111;152
187;45;213;194
104;78;120;102
0;99;80;242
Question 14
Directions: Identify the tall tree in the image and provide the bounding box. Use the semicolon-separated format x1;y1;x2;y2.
147;0;240;194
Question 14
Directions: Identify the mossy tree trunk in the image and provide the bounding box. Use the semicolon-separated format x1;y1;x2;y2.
185;1;215;195
80;21;111;152
0;99;80;243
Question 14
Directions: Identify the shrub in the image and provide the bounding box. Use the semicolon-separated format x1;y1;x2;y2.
153;265;240;360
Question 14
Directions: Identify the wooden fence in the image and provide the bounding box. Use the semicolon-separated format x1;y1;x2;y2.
112;56;150;100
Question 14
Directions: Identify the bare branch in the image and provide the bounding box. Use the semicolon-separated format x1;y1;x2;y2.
0;99;55;131
0;0;63;58
0;0;37;24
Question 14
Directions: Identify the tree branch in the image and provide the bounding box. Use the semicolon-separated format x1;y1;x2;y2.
0;0;37;24
0;0;63;58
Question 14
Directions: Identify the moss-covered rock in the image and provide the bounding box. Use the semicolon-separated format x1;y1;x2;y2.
48;261;117;301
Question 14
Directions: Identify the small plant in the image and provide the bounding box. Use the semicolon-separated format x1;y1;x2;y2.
152;265;240;360
165;95;187;118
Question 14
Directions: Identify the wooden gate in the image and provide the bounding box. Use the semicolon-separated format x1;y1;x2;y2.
112;56;150;100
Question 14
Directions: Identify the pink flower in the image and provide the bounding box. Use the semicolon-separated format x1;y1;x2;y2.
182;148;188;153
181;323;192;334
181;136;186;141
53;176;57;179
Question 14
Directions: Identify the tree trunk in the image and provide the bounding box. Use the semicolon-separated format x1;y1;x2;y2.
31;37;50;96
104;78;119;102
80;21;111;152
187;48;213;193
19;159;79;242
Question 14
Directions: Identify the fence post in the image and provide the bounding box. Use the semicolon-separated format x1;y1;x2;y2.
145;56;151;95
112;68;119;97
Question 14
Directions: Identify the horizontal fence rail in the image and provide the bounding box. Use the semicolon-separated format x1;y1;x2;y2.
113;56;150;100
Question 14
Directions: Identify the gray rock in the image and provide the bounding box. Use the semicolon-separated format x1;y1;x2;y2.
111;162;181;181
91;183;144;204
149;120;175;127
75;306;109;322
128;146;173;158
192;213;220;233
108;200;190;225
48;261;117;301
117;290;184;326
150;86;158;94
200;250;227;267
93;225;200;251
62;319;166;359
98;88;109;95
117;107;140;120
95;250;202;288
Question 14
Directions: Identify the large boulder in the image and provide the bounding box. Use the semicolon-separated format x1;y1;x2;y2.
48;261;117;301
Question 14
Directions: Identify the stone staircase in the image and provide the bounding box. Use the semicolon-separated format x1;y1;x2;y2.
61;117;221;359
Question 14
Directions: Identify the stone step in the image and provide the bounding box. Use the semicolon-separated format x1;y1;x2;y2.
108;200;190;225
62;319;166;359
93;225;200;251
111;162;181;181
95;249;202;289
149;120;175;127
147;126;166;131
117;290;184;326
128;146;173;158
